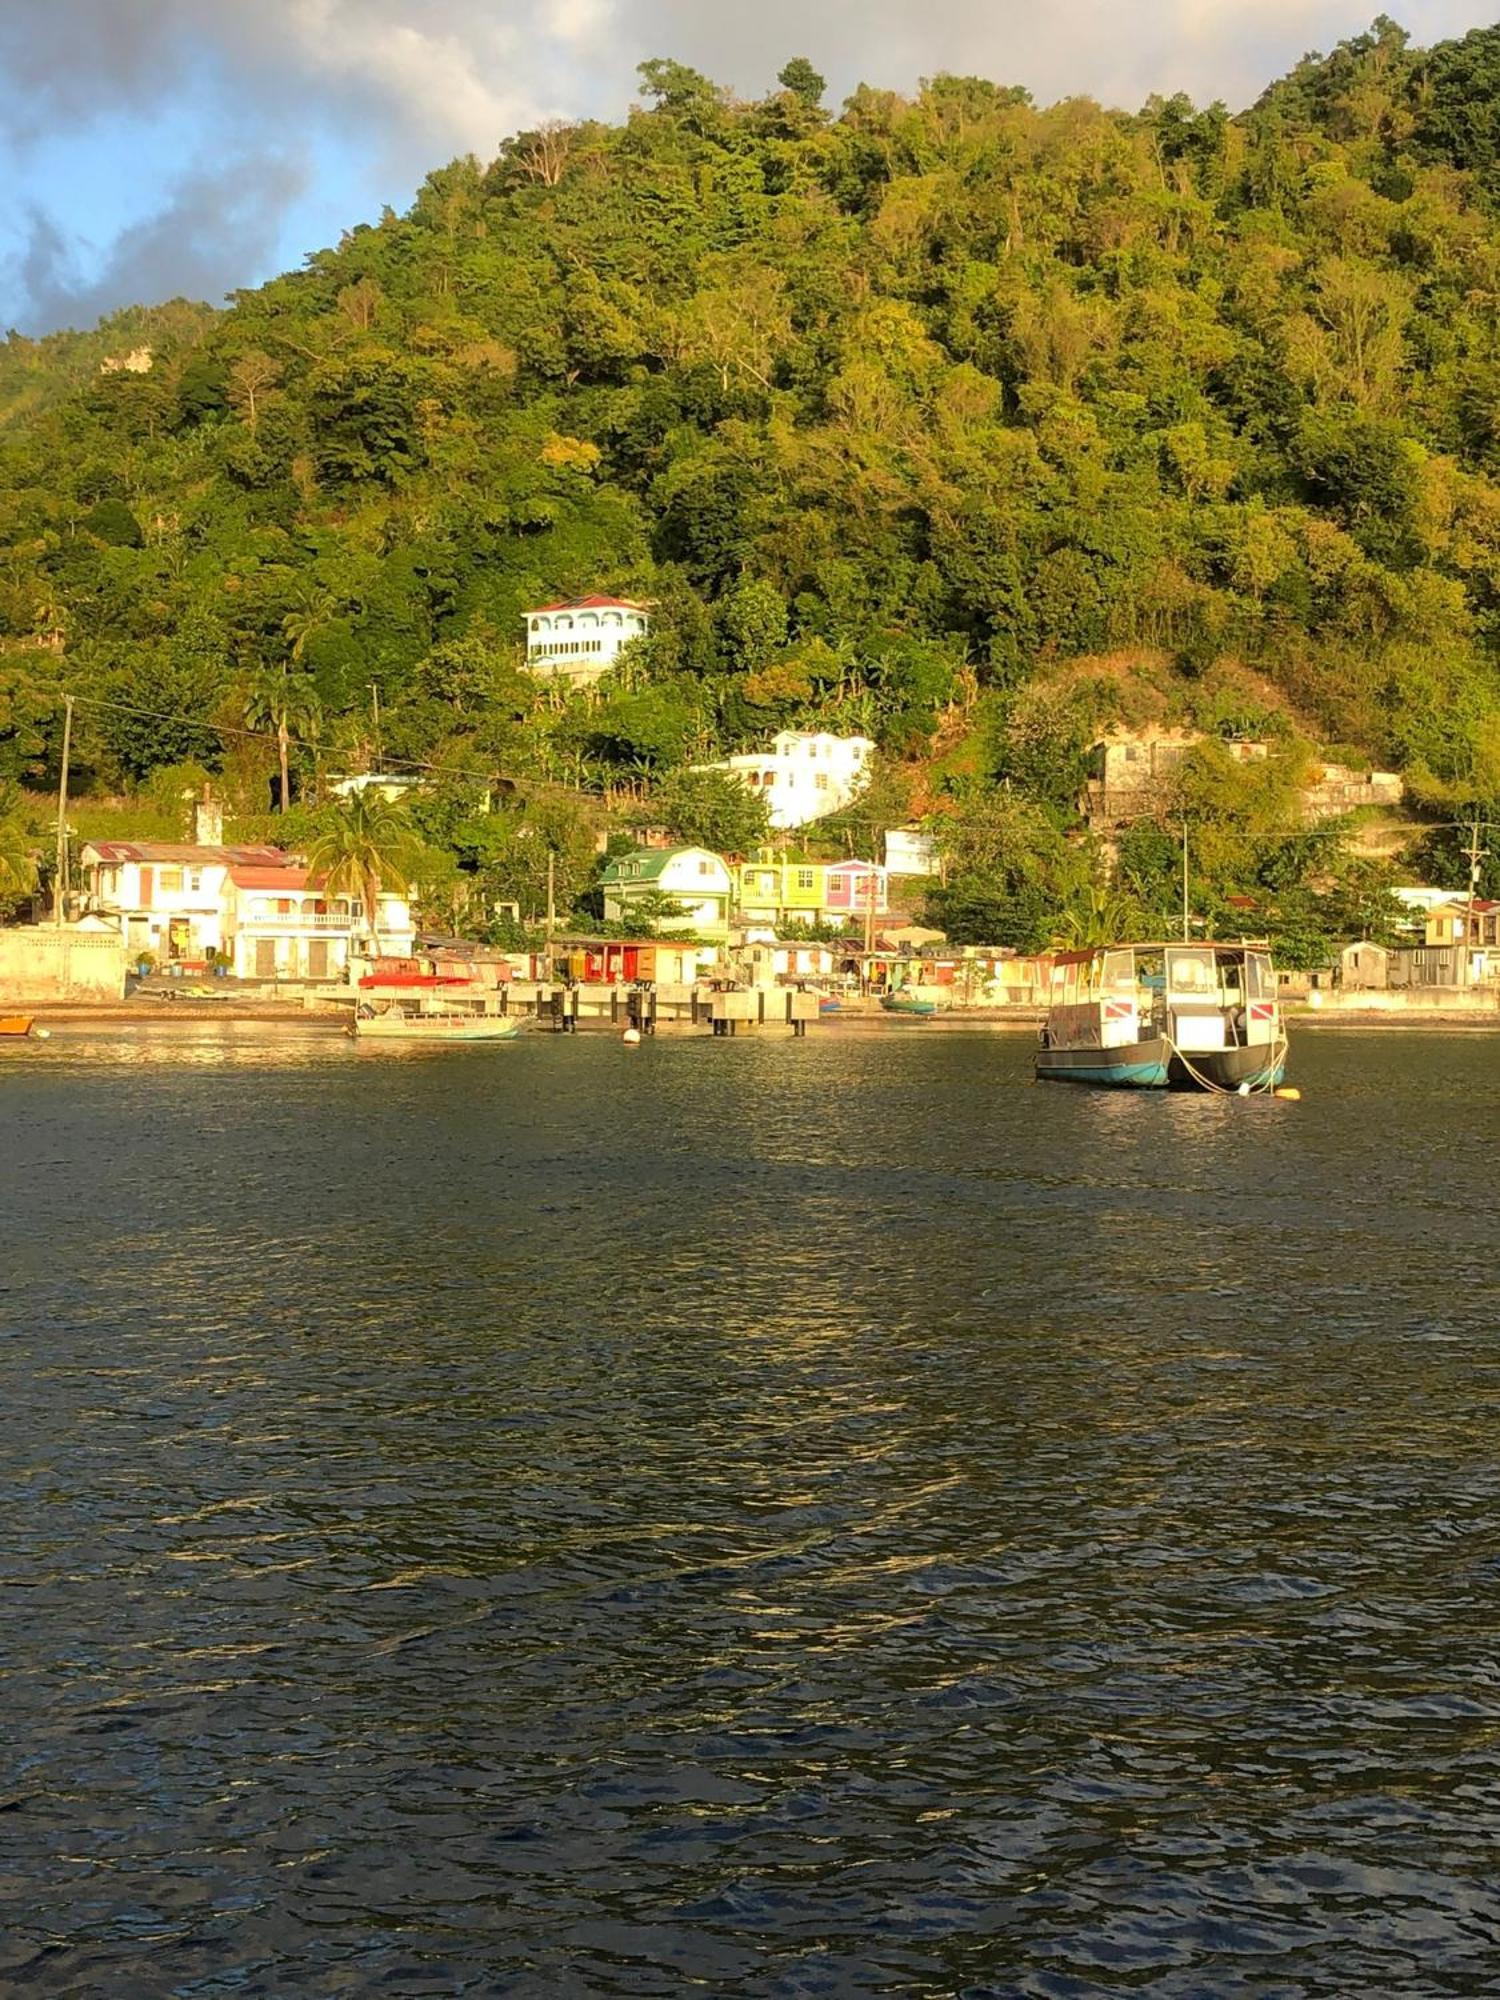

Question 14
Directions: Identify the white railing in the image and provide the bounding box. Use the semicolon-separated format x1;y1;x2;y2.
235;913;356;932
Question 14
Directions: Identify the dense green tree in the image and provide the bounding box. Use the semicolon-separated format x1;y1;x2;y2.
777;58;827;108
651;765;771;853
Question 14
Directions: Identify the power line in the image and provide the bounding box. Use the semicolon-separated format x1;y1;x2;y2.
16;673;1500;855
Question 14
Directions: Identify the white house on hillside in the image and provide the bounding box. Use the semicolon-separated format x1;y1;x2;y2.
522;595;650;688
600;847;733;939
711;731;874;830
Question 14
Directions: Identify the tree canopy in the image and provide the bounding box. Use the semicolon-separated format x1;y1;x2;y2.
5;24;1500;944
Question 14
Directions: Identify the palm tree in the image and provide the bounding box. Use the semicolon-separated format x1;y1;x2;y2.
0;813;39;899
1054;883;1142;949
243;662;322;812
281;585;337;665
303;790;421;958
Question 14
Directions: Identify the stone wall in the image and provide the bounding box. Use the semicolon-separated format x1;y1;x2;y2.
0;928;127;1002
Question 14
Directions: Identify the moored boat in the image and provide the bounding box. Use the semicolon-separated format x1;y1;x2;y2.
0;1014;35;1037
1036;942;1287;1092
352;1000;521;1042
880;989;942;1018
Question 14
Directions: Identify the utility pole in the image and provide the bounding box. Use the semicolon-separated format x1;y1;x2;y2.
1180;817;1190;944
53;694;74;927
1462;815;1486;987
369;682;382;771
545;849;556;982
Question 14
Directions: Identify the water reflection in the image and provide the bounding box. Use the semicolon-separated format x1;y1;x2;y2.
2;1029;1499;1993
2;1021;355;1069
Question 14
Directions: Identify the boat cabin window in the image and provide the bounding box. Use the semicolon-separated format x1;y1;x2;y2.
1166;947;1219;998
1135;950;1165;1000
1062;961;1080;1006
1101;949;1135;998
1217;951;1245;1000
1246;952;1272;1001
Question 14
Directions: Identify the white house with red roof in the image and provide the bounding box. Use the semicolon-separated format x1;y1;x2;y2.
522;594;650;687
222;866;413;982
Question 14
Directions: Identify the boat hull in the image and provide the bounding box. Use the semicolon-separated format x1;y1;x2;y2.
354;1016;521;1042
0;1014;34;1037
1166;1043;1286;1092
1036;1035;1285;1091
1035;1036;1171;1087
881;995;941;1017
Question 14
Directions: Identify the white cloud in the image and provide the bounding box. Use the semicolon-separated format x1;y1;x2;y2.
3;0;1499;331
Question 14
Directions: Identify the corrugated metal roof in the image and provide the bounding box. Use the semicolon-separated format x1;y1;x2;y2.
84;841;287;865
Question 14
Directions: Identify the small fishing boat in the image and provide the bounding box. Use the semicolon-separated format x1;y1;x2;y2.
0;1014;35;1037
880;989;943;1018
1036;942;1287;1092
352;1000;521;1043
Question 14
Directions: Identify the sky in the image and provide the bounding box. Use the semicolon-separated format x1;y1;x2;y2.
2;0;1497;337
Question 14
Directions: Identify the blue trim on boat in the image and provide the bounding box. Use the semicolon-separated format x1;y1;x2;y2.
1036;1057;1171;1087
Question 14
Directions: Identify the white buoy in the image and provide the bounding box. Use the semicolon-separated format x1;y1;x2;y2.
622;1028;642;1045
32;1027;50;1041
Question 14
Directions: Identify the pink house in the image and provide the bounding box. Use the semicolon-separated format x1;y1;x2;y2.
822;861;889;919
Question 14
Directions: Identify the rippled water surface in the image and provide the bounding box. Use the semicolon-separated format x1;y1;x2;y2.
3;1023;1500;1996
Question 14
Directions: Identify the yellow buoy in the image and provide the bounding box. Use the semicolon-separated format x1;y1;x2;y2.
1274;1086;1301;1101
622;1028;642;1046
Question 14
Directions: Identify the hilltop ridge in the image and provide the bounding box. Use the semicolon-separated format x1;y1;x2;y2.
3;19;1500;950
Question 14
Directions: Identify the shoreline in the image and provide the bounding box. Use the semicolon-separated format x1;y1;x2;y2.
10;999;1500;1035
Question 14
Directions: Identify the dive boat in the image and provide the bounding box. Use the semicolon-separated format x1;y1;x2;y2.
352;1000;521;1042
1036;942;1287;1091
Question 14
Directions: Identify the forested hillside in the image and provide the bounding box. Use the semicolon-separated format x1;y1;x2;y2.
4;16;1500;946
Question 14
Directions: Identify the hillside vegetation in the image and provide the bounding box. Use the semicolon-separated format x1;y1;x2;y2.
4;16;1500;947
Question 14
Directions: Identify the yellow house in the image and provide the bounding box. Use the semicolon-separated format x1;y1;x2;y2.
1426;900;1500;949
733;856;890;927
735;857;826;924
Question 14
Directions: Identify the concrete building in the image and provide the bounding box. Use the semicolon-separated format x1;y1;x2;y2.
1337;941;1390;990
884;828;939;877
1084;728;1403;830
522;595;650;688
600;847;733;939
326;773;425;804
712;732;874;831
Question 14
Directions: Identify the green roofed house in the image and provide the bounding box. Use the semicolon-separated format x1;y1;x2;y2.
600;847;732;939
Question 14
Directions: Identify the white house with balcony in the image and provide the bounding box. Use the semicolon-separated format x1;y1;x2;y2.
522;595;650;688
711;731;874;831
223;866;414;982
78;839;290;964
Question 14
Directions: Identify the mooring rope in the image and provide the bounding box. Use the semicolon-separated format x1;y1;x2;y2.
1161;1029;1289;1097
